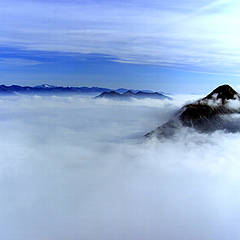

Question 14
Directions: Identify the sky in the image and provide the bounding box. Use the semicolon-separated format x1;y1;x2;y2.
1;0;240;93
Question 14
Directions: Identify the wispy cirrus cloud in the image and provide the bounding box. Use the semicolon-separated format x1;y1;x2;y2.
0;58;42;66
1;0;240;74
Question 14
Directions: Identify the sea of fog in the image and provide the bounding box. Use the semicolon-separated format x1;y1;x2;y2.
1;94;240;240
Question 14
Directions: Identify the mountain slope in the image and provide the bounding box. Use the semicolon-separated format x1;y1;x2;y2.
146;84;240;138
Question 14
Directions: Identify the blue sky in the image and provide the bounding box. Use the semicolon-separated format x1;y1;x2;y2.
1;0;240;93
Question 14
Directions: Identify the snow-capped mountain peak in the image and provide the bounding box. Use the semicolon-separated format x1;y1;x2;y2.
35;84;56;88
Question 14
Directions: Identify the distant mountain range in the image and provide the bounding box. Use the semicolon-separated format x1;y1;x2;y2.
0;84;170;97
115;88;170;95
96;90;171;100
0;84;112;95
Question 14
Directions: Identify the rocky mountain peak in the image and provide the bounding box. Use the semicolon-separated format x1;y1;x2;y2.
204;84;239;104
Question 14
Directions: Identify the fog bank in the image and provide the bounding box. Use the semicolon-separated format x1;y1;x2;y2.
0;95;240;240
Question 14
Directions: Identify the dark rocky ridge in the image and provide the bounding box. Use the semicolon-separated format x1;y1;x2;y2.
204;84;239;104
96;90;171;100
146;84;240;138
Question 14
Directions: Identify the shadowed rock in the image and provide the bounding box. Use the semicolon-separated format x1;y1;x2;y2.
204;84;239;104
146;84;240;138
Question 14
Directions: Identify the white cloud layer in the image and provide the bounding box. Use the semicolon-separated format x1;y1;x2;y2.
1;95;240;239
1;0;240;73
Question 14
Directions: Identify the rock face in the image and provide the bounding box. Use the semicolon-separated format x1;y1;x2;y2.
146;84;240;138
204;84;239;103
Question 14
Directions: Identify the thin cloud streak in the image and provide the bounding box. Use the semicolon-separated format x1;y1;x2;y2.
0;58;42;66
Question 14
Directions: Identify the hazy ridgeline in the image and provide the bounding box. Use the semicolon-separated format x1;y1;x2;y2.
1;95;240;240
